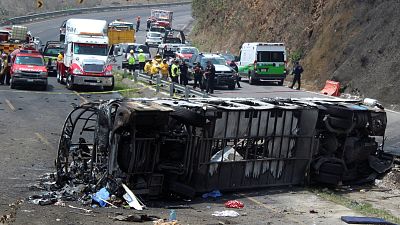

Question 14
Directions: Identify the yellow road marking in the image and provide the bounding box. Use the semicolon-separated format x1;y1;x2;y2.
73;91;89;104
5;99;16;111
35;132;55;149
239;194;307;225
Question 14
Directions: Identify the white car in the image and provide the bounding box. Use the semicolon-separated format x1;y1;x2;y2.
145;32;163;48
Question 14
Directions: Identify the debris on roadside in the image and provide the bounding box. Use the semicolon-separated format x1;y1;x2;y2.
202;190;222;199
224;200;244;209
309;209;318;214
0;200;23;224
341;216;396;224
212;210;240;217
92;187;110;207
153;219;181;225
110;214;159;222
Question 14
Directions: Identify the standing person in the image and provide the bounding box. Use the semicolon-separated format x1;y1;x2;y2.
170;60;180;84
137;49;146;72
290;61;304;90
0;53;10;85
193;62;204;90
204;60;216;94
160;59;169;81
136;16;141;32
126;50;136;75
229;61;241;88
146;17;152;31
179;61;188;86
144;60;153;76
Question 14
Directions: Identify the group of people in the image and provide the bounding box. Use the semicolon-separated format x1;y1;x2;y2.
135;54;218;94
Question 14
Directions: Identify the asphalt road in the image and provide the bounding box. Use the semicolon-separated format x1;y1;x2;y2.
0;2;399;225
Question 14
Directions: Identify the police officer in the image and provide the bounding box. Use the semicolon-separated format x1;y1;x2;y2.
290;61;304;90
127;50;136;74
137;49;146;72
229;61;241;88
179;60;189;86
204;60;216;94
193;62;203;90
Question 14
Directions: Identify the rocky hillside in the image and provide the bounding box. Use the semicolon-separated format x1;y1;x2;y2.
191;0;400;106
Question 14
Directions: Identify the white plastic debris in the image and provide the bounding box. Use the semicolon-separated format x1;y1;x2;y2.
122;183;145;210
212;210;240;217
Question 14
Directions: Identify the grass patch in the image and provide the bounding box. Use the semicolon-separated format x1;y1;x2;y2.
311;188;400;224
113;71;141;98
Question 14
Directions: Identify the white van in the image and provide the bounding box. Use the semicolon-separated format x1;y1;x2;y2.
238;42;287;85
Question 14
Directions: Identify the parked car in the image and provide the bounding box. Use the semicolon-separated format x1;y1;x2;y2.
9;49;48;90
220;53;237;65
145;32;163;48
189;53;236;89
175;46;199;62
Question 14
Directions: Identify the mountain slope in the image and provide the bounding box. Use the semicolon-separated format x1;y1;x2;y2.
191;0;400;105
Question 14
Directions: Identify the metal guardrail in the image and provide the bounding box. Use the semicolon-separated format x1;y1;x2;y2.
131;72;208;98
0;1;192;26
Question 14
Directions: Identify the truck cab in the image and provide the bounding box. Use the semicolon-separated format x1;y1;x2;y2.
238;42;287;85
9;49;48;90
61;19;114;91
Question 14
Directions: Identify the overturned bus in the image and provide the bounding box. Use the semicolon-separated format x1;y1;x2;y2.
56;98;393;197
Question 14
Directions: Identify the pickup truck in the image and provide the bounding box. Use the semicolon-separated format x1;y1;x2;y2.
9;49;48;90
42;41;63;76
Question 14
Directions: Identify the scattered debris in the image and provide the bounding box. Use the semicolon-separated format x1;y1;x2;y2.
122;183;145;210
153;219;180;225
212;210;240;217
224;200;244;209
169;209;177;221
92;187;110;207
309;209;318;214
341;216;396;224
68;205;92;213
110;214;159;222
202;190;222;199
0;200;23;224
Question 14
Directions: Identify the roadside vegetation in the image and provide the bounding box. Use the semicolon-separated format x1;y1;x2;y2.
113;71;164;98
312;188;400;224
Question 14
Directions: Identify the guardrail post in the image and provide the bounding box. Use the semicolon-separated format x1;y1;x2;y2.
156;75;161;93
185;86;189;99
123;69;127;78
170;83;174;97
203;91;208;98
133;71;138;82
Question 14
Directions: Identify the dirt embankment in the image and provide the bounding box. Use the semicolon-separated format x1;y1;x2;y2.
191;0;400;105
0;0;185;19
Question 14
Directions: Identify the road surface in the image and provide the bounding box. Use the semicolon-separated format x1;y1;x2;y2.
0;3;399;225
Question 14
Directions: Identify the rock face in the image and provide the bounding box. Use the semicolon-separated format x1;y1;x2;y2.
192;0;400;105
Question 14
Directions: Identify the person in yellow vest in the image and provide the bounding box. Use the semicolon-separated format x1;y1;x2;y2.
126;50;136;74
137;49;146;72
144;60;152;76
57;52;64;62
170;59;180;84
160;59;169;81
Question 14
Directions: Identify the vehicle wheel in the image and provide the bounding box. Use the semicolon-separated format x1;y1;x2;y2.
66;74;75;90
228;84;235;90
278;79;284;86
249;74;256;85
103;77;114;92
10;78;15;89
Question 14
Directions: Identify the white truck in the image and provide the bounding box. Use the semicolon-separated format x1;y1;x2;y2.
58;19;114;91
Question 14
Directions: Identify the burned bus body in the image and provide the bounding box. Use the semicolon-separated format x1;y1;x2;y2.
56;98;393;197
